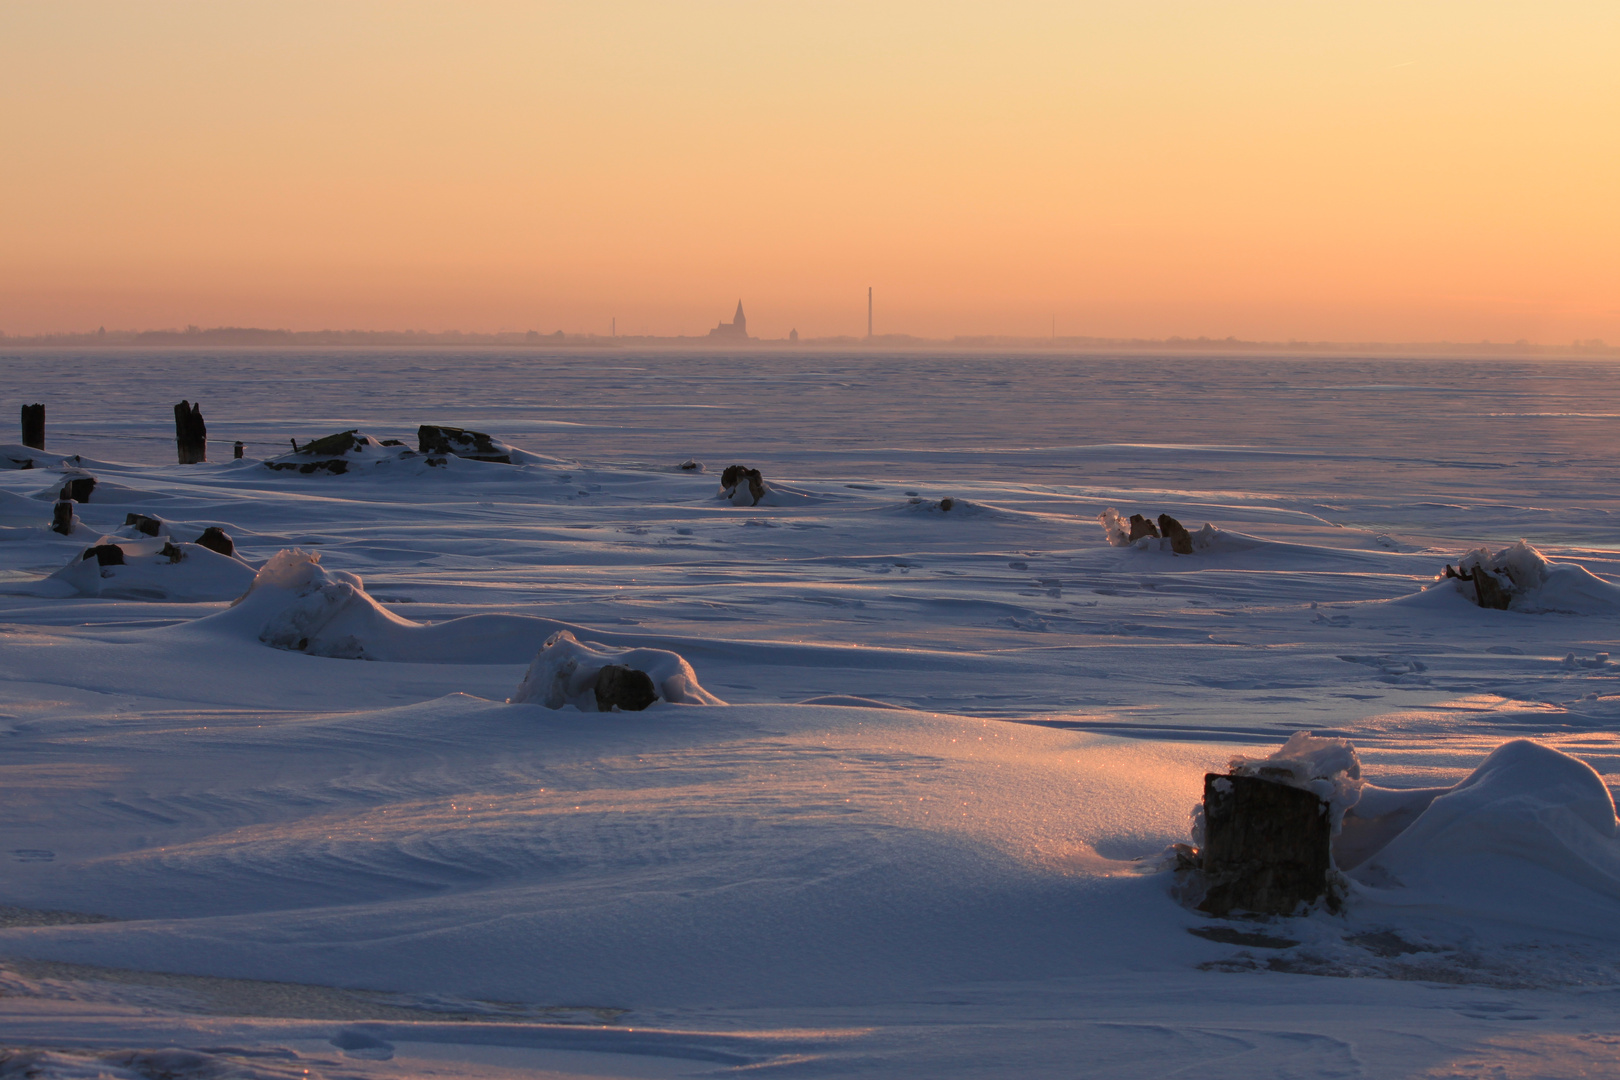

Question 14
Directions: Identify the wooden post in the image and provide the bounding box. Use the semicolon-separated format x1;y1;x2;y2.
233;441;245;459
20;403;44;450
174;400;207;464
1197;773;1334;916
51;500;74;535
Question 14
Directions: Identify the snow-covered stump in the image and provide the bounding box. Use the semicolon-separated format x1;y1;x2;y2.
1197;773;1334;917
20;403;44;450
174;400;207;464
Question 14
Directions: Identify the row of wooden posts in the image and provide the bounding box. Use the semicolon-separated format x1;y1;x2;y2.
20;402;244;462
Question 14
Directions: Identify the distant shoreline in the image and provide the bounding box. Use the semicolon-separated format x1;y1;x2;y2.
1;327;1614;359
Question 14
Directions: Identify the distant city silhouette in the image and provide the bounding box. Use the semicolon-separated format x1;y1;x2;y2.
708;301;749;341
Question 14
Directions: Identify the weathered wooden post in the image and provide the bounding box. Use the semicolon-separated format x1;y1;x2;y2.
234;441;245;459
174;401;207;464
21;404;44;450
51;499;74;535
1196;772;1334;916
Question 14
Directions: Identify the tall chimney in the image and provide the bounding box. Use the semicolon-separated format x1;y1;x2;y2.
867;287;873;339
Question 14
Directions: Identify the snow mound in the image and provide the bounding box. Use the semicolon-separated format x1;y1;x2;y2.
0;443;56;470
44;535;257;601
260;432;537;476
511;630;725;710
1354;740;1620;928
1425;540;1620;614
1228;731;1364;831
226;549;409;657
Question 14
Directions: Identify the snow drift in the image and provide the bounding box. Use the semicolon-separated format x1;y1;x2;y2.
1422;540;1620;614
510;629;724;710
1351;740;1620;930
44;535;256;601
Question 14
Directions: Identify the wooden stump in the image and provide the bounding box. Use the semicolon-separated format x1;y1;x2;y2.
719;465;766;506
174;401;207;464
20;404;44;451
595;665;658;712
82;544;125;567
234;441;245;459
195;526;235;557
1197;773;1333;916
124;513;163;537
1157;513;1195;555
60;477;96;503
51;500;74;535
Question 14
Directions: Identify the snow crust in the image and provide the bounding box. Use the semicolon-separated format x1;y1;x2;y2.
2;351;1620;1078
510;629;725;709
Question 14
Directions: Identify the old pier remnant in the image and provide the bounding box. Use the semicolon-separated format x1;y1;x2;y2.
174;401;207;464
20;404;44;450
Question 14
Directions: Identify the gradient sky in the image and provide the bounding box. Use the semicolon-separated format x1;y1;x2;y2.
3;2;1617;342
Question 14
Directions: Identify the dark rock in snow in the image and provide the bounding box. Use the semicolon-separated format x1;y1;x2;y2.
678;459;703;471
51;500;74;535
82;544;126;567
720;465;766;506
1197;772;1334;917
159;542;184;564
417;425;512;464
1157;513;1194;555
594;664;659;712
124;513;164;537
1128;513;1160;542
195;526;235;557
939;497;956;511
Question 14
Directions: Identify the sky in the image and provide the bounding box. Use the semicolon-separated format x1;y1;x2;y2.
2;2;1617;343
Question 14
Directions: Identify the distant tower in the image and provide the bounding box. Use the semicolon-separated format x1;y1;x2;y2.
789;328;799;343
707;300;749;342
867;287;873;338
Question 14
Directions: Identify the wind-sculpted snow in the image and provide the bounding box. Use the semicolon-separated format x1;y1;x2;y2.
42;535;257;602
1352;740;1620;931
2;351;1620;1077
511;629;724;709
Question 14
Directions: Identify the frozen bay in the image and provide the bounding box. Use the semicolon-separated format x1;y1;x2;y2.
1;348;1618;1077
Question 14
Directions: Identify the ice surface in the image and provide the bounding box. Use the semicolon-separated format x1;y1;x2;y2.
1;349;1618;1078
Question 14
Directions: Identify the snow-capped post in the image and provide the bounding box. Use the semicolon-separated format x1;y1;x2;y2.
1191;733;1361;917
174;400;206;464
20;403;44;450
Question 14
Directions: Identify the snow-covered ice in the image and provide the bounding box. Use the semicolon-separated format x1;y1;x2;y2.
1;348;1618;1078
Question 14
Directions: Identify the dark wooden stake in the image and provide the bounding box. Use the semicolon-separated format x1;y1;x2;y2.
234;441;245;459
1197;773;1334;917
51;500;74;535
174;400;207;464
21;403;44;450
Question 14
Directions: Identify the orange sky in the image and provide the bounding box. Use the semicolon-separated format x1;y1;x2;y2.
2;2;1617;342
